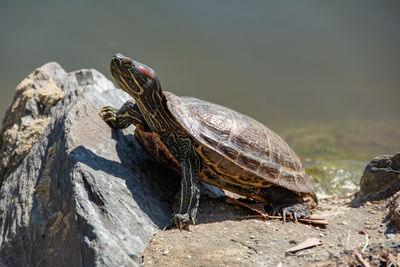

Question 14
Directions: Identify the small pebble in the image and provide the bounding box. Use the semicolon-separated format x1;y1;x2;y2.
386;234;395;239
319;233;325;237
162;249;169;256
339;221;348;225
250;235;256;239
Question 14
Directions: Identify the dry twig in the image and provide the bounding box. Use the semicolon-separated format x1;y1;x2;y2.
358;230;369;253
345;230;351;250
387;252;400;267
285;237;322;254
354;252;371;267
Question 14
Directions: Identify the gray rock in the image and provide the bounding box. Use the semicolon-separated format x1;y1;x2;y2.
0;63;180;266
351;153;400;207
387;192;400;230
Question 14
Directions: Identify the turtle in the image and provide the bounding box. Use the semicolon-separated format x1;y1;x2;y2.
99;53;317;229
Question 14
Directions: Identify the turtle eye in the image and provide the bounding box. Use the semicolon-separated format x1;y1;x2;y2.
122;60;132;68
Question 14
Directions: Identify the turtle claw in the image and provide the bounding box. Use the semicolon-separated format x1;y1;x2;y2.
164;213;193;231
99;106;117;127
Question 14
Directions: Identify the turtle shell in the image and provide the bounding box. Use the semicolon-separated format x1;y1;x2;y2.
164;92;315;198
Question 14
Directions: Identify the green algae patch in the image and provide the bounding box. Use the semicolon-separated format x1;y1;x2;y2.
306;160;365;197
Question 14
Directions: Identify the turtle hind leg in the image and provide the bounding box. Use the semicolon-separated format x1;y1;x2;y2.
271;202;310;222
262;186;310;222
166;154;201;230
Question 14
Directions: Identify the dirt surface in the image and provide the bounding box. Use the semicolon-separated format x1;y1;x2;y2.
142;196;400;266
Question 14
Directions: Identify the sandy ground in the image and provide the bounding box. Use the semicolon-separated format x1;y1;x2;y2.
141;196;400;266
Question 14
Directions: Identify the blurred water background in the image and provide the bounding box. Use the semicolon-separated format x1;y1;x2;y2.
1;1;399;195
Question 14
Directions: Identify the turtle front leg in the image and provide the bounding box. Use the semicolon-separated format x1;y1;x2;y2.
99;100;145;129
167;155;201;230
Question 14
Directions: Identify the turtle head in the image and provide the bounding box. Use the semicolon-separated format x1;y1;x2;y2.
110;53;160;98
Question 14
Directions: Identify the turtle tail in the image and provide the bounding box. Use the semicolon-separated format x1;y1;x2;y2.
309;191;319;206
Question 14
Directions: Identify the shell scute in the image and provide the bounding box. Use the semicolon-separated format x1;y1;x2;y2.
217;158;243;174
200;133;219;148
258;162;280;181
219;143;239;161
237;154;260;171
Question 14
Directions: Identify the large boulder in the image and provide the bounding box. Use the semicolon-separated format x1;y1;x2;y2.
0;63;180;266
351;153;400;207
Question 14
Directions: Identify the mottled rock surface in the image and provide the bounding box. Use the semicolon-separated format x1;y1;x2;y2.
0;63;180;266
351;153;400;207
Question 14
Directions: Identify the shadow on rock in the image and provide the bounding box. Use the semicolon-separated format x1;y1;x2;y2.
70;128;180;229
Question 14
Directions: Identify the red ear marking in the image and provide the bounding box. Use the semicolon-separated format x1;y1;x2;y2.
137;65;155;79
